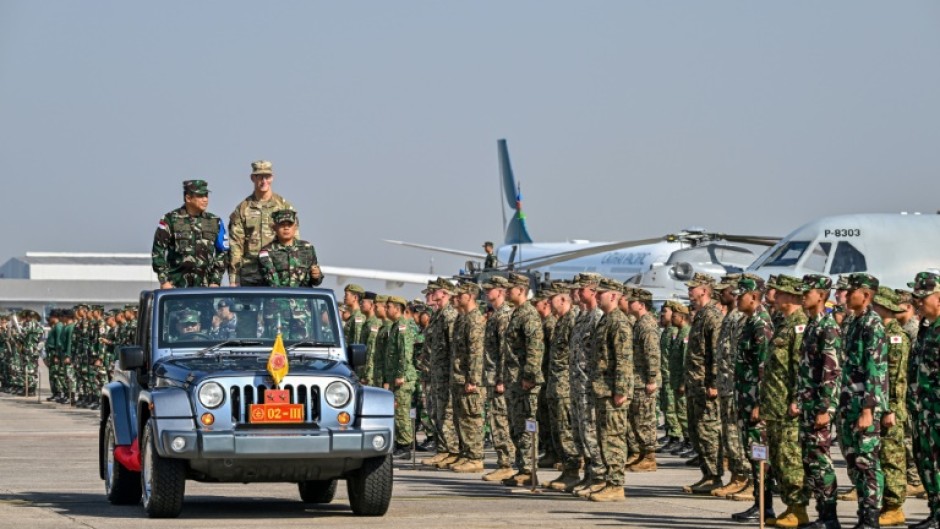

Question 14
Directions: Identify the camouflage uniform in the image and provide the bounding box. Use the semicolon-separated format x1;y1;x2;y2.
571;305;605;479
716;308;751;478
357;311;382;386
797;301;842;512
909;272;940;520
19;316;43;392
484;300;515;468
881;317;909;510
373;318;393;389
151;210;226;287
761;303;808;509
839;280;888;515
503;298;545;474
591;303;633;487
386;310;417;446
685;298;723;480
547;304;580;470
451;300;486;462
227;162;296;286
659;324;681;439
671;324;690;440
258;241;322;288
428;299;459;457
538;310;557;462
630;310;661;455
736;303;774;492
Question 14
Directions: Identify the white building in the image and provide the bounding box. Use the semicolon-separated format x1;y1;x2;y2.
0;253;159;314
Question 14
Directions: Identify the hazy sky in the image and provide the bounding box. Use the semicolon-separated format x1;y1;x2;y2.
2;1;939;283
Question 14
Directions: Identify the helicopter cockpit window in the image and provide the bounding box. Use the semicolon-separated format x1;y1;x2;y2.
829;241;867;274
802;242;831;273
762;241;809;267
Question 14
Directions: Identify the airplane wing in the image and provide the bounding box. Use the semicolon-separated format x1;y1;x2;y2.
383;240;487;259
319;265;437;290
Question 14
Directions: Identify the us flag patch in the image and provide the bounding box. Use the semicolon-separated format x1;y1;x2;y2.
890;335;903;344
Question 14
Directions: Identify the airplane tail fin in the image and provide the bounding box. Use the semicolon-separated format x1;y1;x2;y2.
498;139;534;245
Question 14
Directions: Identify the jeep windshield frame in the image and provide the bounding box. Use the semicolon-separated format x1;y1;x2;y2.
150;287;345;363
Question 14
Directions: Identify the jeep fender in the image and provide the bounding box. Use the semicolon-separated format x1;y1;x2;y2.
101;382;137;446
358;386;394;418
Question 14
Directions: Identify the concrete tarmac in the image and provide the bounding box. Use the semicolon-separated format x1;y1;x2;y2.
0;371;931;528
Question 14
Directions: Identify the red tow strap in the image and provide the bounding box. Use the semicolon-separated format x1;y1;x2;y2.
114;438;141;472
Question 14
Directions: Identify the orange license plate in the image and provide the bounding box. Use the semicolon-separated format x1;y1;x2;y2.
249;403;304;424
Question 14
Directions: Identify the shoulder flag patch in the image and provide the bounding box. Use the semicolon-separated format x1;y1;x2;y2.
794;325;806;334
398;325;407;331
890;335;903;344
157;219;169;231
683;337;689;343
259;250;269;259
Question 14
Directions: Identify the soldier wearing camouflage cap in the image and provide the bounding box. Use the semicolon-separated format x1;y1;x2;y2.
682;273;725;495
258;209;323;288
759;274;811;527
624;288;662;473
839;273;888;527
228;160;298;286
151;180;227;288
711;273;753;499
530;284;560;469
871;286;912;526
423;278;461;468
449;281;487;472
500;272;546;487
480;272;517;481
730;274;777;522
384;296;418;458
907;271;940;527
566;272;607;493
793;274;843;528
343;284;366;346
544;282;583;490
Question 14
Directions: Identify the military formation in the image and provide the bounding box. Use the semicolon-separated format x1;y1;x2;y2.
0;304;138;409
6;159;940;529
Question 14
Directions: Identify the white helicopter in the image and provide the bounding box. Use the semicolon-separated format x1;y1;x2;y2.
744;212;940;290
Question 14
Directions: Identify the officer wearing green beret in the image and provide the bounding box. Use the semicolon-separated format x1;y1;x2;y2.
258;210;323;288
151;180;227;288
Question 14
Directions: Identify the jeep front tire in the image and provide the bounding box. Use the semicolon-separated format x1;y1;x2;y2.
346;455;392;516
140;419;186;518
298;479;337;504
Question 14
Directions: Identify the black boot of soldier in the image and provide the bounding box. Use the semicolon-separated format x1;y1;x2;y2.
803;503;841;529
911;510;940;529
849;508;880;529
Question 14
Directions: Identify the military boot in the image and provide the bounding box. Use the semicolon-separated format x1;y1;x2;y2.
547;469;581;491
668;439;691;455
657;437;680;453
774;504;810;528
801;503;842;529
878;506;905;527
908;483;926;496
538;453;558;469
712;474;750;498
482;466;516;482
731;487;775;523
502;471;533;487
574;478;606;497
565;474;592;493
627;452;657;472
690;476;723;495
684;454;702;467
451;459;484;473
682;477;708;494
435;454;462;469
910;511;940;529
850;507;881;529
623;452;641;467
589;484;625;502
422;452;450;466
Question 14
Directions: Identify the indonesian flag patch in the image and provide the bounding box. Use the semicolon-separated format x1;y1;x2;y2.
157;219;169;231
259;250;269;259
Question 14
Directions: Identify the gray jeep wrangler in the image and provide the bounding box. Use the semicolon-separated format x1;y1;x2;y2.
98;287;395;518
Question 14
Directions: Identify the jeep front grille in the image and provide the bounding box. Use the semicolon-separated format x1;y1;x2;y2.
228;383;321;424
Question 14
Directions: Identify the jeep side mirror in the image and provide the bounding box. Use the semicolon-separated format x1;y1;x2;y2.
119;345;145;370
347;344;366;369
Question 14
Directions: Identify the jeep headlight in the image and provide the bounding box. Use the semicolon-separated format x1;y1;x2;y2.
198;382;225;409
325;381;351;408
